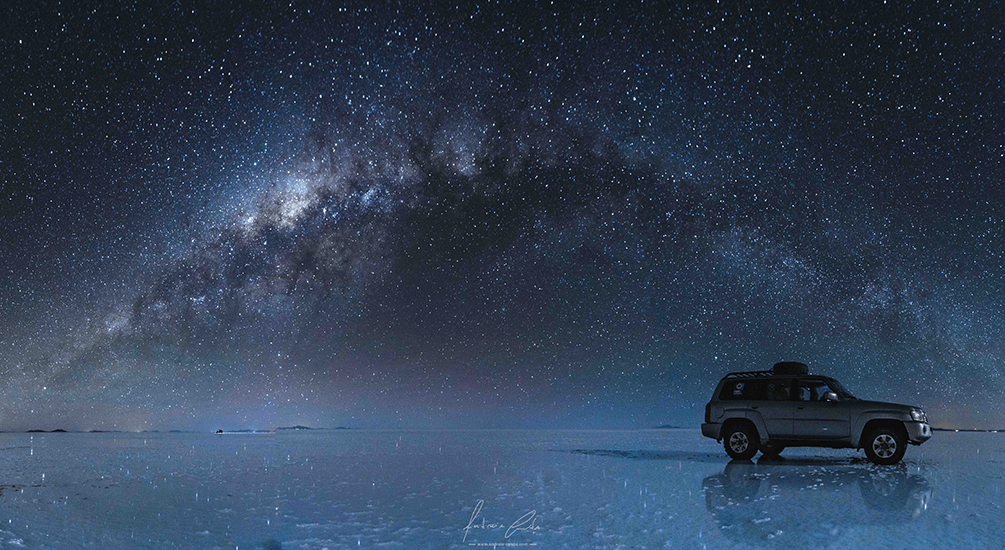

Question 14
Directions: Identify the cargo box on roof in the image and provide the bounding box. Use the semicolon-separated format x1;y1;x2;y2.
771;361;808;375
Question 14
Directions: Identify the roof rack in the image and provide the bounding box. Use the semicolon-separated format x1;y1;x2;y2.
723;370;775;379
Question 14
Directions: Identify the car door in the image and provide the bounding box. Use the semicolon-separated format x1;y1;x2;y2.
793;378;850;439
747;378;793;438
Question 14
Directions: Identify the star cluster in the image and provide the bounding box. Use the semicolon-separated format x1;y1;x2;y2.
1;1;1002;430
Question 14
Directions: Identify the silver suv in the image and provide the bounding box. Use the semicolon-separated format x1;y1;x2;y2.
701;362;932;464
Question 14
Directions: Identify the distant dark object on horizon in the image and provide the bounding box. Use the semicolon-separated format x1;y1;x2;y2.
27;429;67;433
654;425;689;429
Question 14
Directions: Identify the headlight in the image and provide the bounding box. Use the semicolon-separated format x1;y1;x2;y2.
911;409;928;423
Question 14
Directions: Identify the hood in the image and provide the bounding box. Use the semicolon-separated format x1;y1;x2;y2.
849;400;919;414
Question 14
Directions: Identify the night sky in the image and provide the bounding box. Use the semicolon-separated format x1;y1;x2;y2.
2;1;1002;432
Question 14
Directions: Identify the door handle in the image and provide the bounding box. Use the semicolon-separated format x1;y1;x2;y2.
796;406;805;410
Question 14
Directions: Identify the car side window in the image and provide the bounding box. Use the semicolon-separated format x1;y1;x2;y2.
796;379;832;401
766;379;790;401
719;379;767;400
720;381;743;400
744;380;767;400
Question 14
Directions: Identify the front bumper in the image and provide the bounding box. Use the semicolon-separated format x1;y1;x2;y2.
906;421;932;444
701;422;721;441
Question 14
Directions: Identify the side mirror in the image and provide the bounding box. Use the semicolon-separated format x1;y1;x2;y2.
823;391;839;402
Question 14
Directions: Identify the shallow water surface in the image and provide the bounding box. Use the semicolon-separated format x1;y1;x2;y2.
0;429;1001;548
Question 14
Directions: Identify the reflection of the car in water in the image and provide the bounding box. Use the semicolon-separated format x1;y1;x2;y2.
703;457;932;547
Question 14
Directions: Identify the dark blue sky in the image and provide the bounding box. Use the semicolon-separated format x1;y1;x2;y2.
1;1;1002;431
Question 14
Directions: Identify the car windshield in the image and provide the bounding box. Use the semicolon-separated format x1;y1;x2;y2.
825;377;857;400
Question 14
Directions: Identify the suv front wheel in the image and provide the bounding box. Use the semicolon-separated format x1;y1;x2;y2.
863;427;907;465
723;423;759;460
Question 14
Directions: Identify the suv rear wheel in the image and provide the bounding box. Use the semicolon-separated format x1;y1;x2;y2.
760;441;785;457
863;427;907;465
723;423;759;460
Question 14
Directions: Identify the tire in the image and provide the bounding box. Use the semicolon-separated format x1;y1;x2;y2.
863;427;907;465
760;442;785;457
722;460;760;500
860;469;910;511
723;423;759;460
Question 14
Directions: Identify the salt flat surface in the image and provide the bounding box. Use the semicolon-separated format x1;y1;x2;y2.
0;429;1001;549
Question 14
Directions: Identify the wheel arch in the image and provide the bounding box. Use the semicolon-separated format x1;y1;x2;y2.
738;411;770;442
722;417;760;441
857;419;908;449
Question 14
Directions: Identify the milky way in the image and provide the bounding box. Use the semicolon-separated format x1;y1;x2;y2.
1;1;1002;430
